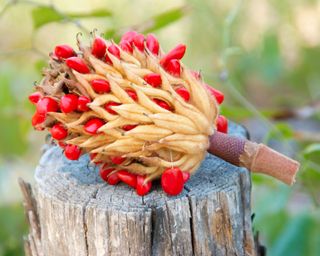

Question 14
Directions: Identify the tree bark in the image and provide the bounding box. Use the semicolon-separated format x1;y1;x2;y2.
20;123;257;256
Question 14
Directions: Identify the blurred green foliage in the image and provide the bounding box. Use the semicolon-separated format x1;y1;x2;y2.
0;204;27;256
0;0;319;255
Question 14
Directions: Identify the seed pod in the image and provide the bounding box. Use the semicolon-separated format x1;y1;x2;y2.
92;37;106;59
119;40;133;53
165;59;181;77
60;94;78;113
117;170;137;188
91;79;111;94
64;144;81;160
111;156;126;165
108;45;120;58
84;118;105;134
160;44;186;67
175;87;190;101
144;73;162;88
136;175;152;196
146;34;159;55
204;84;224;104
77;96;91;112
51;123;68;140
32;112;46;126
133;34;145;51
66;57;90;73
29;92;42;104
36;97;59;114
161;167;184;196
54;45;75;59
120;31;138;44
216;115;228;133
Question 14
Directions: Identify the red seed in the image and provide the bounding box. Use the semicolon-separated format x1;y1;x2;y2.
28;92;42;104
122;124;137;131
104;101;121;115
31;112;46;126
91;79;110;94
108;45;120;58
105;54;112;64
126;89;138;101
216;115;228;133
89;153;100;163
136;175;152;196
119;40;133;53
60;94;78;113
84;118;105;135
160;44;186;67
165;59;181;77
144;73;162;88
182;172;190;183
36;97;59;114
58;141;66;148
161;167;184;196
153;98;171;111
111;156;126;165
107;172;121;185
117;170;137;188
77;96;91;112
54;45;75;59
89;153;103;165
51;123;68;140
92;37;106;59
204;84;224;104
64;144;81;160
175;87;190;101
99;167;115;182
133;34;145;51
66;57;90;73
120;31;138;44
146;34;159;55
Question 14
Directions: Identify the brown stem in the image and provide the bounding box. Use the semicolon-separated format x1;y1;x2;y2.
208;131;300;185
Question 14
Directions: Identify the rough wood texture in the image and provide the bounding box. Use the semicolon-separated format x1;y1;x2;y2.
20;123;257;256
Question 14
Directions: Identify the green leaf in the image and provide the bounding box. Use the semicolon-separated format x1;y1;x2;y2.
32;6;112;29
32;6;63;29
141;6;188;33
270;213;314;256
68;9;112;18
264;122;294;143
303;143;320;157
104;29;117;40
34;59;47;73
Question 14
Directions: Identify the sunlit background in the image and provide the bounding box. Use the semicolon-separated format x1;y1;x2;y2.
1;0;320;255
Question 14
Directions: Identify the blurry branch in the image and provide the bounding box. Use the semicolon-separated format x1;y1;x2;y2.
104;5;189;41
294;131;320;143
221;0;243;68
11;0;92;34
0;0;14;17
271;101;320;120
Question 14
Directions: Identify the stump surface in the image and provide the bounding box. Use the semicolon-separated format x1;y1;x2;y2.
21;123;256;256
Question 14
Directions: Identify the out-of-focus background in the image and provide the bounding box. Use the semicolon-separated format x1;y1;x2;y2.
0;0;320;255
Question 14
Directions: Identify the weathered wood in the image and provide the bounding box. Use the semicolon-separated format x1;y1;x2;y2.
21;123;257;256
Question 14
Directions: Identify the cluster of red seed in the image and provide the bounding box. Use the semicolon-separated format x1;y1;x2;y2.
29;31;228;196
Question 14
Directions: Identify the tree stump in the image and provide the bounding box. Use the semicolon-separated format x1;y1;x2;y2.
20;123;257;256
